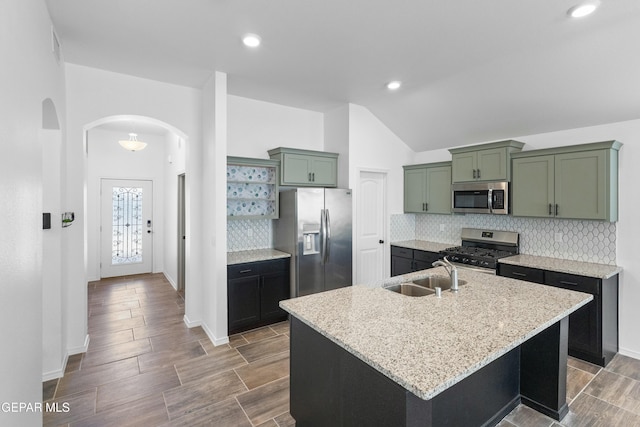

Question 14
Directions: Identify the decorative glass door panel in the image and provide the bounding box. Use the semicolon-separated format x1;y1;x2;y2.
111;186;143;265
101;179;153;278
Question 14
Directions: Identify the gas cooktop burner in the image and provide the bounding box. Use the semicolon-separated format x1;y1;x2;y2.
441;228;520;270
443;246;514;259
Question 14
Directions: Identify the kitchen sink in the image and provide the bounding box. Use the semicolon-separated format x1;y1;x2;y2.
384;283;434;297
412;276;467;291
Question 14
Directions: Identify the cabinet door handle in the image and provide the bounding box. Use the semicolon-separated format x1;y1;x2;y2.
512;272;527;277
549;204;553;216
425;202;428;211
308;172;312;182
560;280;579;286
555;204;559;216
312;172;315;182
473;169;477;179
239;269;252;274
477;169;481;179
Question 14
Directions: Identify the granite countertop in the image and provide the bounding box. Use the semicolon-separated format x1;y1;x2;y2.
499;254;622;279
391;240;453;253
227;248;291;265
280;267;591;400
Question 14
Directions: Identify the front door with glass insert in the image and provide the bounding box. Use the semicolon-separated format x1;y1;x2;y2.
101;179;153;278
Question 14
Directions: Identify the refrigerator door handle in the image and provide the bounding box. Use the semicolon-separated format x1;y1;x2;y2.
320;209;327;264
325;208;331;263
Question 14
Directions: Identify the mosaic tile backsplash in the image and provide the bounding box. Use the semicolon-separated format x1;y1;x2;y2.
227;219;272;252
391;213;617;265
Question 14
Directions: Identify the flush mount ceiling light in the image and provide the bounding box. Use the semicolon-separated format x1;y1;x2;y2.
387;81;402;90
567;0;601;18
242;33;262;48
118;133;147;152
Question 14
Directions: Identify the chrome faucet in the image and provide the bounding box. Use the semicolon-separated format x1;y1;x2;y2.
432;257;459;292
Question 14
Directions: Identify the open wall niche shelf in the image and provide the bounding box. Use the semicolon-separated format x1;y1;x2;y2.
227;156;280;219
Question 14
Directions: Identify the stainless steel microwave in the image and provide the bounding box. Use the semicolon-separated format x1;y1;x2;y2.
452;181;509;215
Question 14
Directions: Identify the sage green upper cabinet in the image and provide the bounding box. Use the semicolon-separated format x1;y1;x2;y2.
511;141;622;221
403;162;452;214
449;140;524;183
268;147;338;187
511;155;555;218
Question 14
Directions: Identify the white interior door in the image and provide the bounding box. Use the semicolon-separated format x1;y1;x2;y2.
101;179;153;278
356;171;387;284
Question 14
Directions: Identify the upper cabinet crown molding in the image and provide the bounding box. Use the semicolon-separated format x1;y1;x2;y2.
509;140;622;159
268;147;338;187
449;140;525;183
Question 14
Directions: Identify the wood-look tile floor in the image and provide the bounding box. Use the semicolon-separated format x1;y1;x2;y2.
43;273;640;426
43;273;294;427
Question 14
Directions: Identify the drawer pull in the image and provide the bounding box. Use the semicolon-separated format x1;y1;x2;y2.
560;280;578;286
512;272;527;277
239;269;252;273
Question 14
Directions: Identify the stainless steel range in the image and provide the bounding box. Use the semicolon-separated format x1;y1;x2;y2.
441;228;519;274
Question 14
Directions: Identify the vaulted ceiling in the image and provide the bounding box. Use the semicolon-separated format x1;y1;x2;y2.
46;0;640;151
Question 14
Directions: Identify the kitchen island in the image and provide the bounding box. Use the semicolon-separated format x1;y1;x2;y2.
280;267;593;427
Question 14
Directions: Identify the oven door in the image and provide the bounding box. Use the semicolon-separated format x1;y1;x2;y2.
452;182;508;214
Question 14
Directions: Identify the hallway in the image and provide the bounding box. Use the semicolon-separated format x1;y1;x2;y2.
42;273;294;426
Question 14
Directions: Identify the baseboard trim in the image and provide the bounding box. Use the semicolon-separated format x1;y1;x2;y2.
201;321;230;347
42;352;68;382
183;314;201;328
67;334;90;355
164;272;178;290
619;347;640;360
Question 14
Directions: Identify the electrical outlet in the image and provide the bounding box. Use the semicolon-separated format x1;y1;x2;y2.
554;232;563;243
247;228;253;237
439;224;445;232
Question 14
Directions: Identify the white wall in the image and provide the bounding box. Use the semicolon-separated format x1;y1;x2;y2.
227;95;324;158
86;128;167;281
201;72;229;344
324;105;350;189
164;134;187;288
347;104;415;214
42;128;64;381
64;64;203;357
1;0;66;424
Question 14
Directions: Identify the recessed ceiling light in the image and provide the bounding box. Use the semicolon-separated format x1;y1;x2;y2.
567;0;601;18
387;81;402;90
242;33;261;48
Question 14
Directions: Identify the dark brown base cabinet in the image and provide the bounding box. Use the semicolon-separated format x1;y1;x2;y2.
290;316;570;426
497;263;618;367
227;258;290;334
391;246;442;277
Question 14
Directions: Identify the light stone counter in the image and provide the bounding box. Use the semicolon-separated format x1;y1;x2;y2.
499;254;622;280
227;248;291;265
391;240;453;253
280;267;591;400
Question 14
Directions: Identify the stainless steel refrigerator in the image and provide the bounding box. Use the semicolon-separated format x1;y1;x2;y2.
274;188;352;297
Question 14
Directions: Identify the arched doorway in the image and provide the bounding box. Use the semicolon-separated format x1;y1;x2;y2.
83;115;188;290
